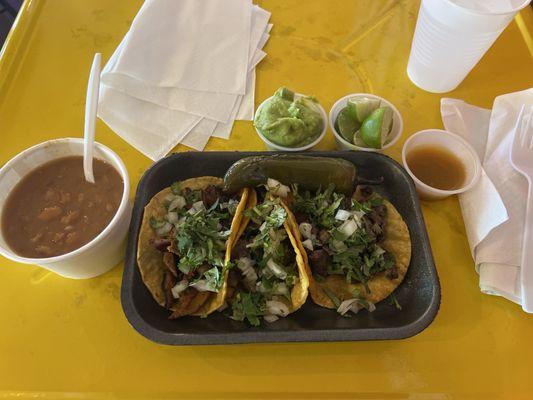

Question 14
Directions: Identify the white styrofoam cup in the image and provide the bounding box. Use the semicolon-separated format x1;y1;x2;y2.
407;0;531;93
402;129;481;200
0;138;131;279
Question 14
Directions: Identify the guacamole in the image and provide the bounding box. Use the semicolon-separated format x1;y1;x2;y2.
254;87;323;148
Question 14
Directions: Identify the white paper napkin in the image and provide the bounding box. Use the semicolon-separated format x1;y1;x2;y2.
98;0;272;158
441;88;533;305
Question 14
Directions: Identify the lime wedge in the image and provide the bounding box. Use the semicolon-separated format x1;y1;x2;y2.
347;97;381;124
353;130;367;147
359;106;393;149
275;87;295;101
335;107;360;143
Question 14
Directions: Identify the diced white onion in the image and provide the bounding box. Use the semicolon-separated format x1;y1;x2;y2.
190;279;213;292
259;221;267;232
302;239;314;251
155;221;173;236
331;240;347;252
262;267;273;279
192;201;205;212
367;301;376;312
168;195;186;211
273;282;289;296
339;219;357;238
266;258;287;280
337;299;361;316
335;209;351;221
237;257;258;288
220;229;232;238
263;314;279;323
373;246;386;257
174;216;186;229
267;178;290;197
256;281;267;293
166;211;179;224
352;210;366;224
299;222;313;239
266;300;289;317
171;280;188;299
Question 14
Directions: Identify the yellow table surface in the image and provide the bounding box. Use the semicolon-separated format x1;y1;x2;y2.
1;0;533;398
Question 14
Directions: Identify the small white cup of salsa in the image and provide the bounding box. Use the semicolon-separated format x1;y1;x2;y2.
329;93;403;152
402;129;482;200
254;93;328;152
0;138;131;279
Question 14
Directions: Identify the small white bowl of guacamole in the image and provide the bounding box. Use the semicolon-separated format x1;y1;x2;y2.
254;88;327;151
329;93;403;152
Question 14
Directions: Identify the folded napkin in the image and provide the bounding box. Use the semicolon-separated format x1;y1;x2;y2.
98;0;271;159
441;88;533;306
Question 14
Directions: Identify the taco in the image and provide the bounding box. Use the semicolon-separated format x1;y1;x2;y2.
137;177;249;319
225;186;309;326
280;180;411;315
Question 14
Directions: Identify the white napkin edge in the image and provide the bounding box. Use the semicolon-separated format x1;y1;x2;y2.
457;171;509;256
478;262;521;305
440;98;509;251
180;49;265;147
440;95;529;306
233;24;270;123
257;33;270;53
212;85;248;140
98;103;196;160
182;72;253;147
101;41;266;123
235;49;266;121
98;83;202;138
181;118;218;151
101;72;241;123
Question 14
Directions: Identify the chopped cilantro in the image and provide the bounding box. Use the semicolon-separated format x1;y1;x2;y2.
369;197;383;207
202;267;221;291
292;183;394;285
149;217;165;229
170;182;181;195
323;287;341;308
231;292;265;326
389;293;402;310
229;198;297;326
265;206;287;228
148;187;231;278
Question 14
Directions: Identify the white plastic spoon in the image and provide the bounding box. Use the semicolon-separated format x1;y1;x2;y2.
83;53;101;184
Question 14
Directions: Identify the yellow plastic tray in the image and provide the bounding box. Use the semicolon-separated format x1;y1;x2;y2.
0;0;532;398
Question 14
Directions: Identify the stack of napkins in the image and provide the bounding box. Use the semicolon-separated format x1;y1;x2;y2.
98;0;272;160
441;89;533;307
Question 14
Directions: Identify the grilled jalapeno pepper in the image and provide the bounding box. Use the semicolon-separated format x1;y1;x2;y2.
223;155;356;195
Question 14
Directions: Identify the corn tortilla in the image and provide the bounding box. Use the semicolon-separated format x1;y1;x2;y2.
137;177;249;317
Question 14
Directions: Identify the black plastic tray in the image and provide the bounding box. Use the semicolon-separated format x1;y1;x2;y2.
121;151;440;345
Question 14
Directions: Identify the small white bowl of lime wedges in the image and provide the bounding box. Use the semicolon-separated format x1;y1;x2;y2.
329;94;403;152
